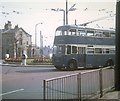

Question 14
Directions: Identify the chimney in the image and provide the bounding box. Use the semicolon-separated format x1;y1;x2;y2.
14;25;19;29
4;21;12;30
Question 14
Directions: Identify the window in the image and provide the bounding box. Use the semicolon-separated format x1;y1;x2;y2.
110;48;115;54
56;30;69;36
105;49;110;53
67;45;71;54
69;29;77;35
26;41;28;45
56;30;62;36
20;39;22;45
53;45;65;55
6;50;9;54
72;46;77;54
78;47;86;54
87;30;94;36
87;48;94;54
103;48;110;54
78;30;86;36
95;31;103;37
103;32;110;37
95;48;102;54
64;31;68;35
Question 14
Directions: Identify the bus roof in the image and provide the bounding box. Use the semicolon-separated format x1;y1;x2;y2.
56;25;115;33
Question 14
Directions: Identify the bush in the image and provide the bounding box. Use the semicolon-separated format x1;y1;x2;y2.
5;58;22;63
32;57;52;64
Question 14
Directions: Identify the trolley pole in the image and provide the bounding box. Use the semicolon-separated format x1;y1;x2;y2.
66;0;68;25
115;0;120;91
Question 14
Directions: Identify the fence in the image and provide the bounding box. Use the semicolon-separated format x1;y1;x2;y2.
43;66;114;100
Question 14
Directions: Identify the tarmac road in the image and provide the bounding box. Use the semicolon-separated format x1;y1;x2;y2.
2;65;90;99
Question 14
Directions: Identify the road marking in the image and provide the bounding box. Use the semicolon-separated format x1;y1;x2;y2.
0;89;24;96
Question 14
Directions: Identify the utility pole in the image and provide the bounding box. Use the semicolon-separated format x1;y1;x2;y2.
51;8;65;25
65;0;76;25
115;0;120;91
52;0;76;25
66;0;68;25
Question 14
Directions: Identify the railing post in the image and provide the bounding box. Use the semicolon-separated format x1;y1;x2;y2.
43;80;46;101
99;69;103;98
77;73;81;101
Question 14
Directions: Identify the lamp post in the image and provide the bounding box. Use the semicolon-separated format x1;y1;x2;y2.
59;9;65;25
51;0;76;25
51;8;65;25
66;0;76;24
39;30;43;57
35;22;42;47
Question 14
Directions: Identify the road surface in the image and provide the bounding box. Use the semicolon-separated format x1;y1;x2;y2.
1;65;92;99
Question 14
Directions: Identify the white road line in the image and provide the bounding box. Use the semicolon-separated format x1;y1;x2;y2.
0;89;24;96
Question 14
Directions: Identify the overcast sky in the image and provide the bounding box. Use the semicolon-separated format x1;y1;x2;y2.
1;0;116;47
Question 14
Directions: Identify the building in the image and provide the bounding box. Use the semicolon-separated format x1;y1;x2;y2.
1;21;32;59
43;46;53;57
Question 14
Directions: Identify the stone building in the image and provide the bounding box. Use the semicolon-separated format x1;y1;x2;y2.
1;21;32;59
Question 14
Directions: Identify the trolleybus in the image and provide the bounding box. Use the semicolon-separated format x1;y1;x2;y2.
52;25;115;70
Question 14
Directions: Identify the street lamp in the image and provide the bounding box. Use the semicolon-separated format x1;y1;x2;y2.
35;22;42;47
39;30;43;57
59;9;65;25
51;8;65;25
66;0;76;24
51;0;76;25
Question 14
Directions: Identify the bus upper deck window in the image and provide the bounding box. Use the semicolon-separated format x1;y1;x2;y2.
103;48;110;54
87;48;94;54
69;29;77;36
105;49;110;53
64;31;68;35
56;30;62;36
95;48;102;54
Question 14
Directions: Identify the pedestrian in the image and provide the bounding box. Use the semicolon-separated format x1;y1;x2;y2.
21;53;27;66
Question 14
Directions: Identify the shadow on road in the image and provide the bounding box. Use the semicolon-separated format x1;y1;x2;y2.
16;68;61;73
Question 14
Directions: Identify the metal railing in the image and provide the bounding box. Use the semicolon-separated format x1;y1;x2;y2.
43;66;114;100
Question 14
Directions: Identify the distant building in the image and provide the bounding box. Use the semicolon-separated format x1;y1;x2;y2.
1;21;32;59
43;46;53;57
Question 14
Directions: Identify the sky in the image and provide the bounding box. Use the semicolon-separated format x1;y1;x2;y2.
0;0;116;47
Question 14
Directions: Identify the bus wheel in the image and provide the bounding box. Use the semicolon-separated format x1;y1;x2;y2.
67;60;77;70
105;59;114;66
55;66;62;70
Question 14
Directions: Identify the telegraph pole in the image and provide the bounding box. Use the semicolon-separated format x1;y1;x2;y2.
115;0;120;91
66;0;68;25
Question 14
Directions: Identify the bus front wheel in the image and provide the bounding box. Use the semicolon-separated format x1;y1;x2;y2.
55;66;63;70
67;60;77;70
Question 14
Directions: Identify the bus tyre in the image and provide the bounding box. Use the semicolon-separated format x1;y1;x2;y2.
105;59;114;66
67;60;77;70
55;66;62;70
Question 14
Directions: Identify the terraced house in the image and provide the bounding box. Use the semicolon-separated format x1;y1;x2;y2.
1;21;32;59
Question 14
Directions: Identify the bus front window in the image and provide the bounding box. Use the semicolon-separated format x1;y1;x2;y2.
53;45;65;55
55;30;62;36
55;30;68;36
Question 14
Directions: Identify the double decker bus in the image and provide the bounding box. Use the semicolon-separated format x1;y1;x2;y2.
52;25;115;70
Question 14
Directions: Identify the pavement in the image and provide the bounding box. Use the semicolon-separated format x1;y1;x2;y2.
0;63;54;67
99;91;120;99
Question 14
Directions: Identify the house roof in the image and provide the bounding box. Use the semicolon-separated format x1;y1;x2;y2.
2;27;32;37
